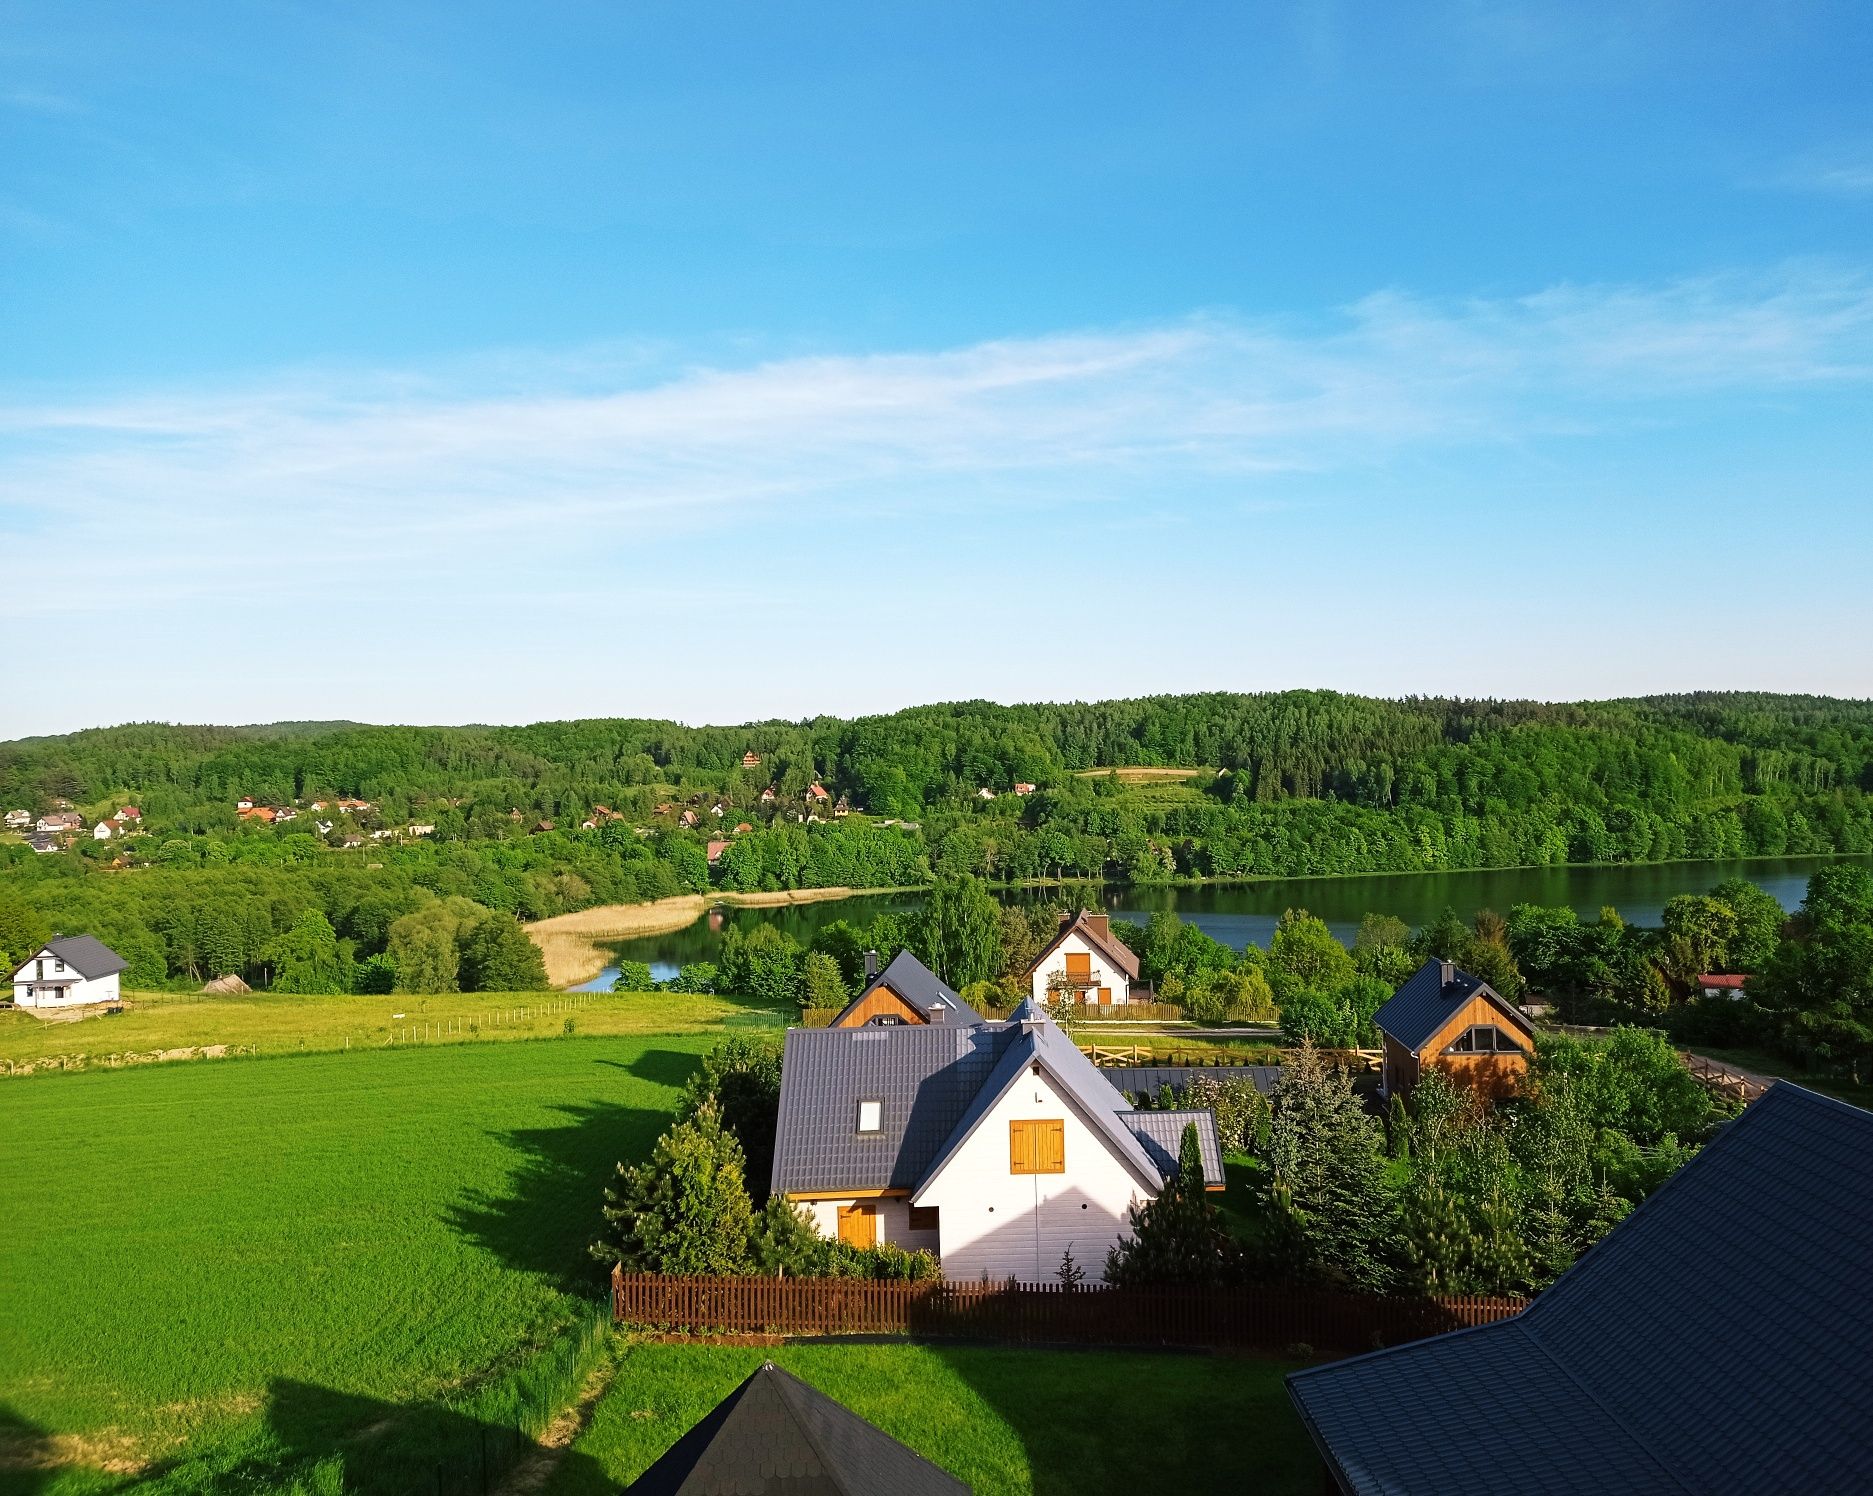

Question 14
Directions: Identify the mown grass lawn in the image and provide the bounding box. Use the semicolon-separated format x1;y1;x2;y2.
0;986;785;1069
0;1036;711;1493
548;1341;1316;1496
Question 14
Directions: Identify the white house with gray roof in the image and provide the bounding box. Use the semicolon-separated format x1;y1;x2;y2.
770;998;1223;1284
10;935;127;1008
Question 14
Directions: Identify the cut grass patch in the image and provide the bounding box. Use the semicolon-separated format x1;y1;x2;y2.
0;987;785;1070
0;1037;708;1492
547;1340;1316;1496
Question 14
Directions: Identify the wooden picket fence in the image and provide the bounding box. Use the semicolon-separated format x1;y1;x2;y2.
611;1269;1522;1355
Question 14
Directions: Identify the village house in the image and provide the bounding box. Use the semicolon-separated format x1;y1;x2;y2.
1014;782;1036;796
10;935;126;1009
769;995;1222;1283
112;806;141;824
976;787;996;800
679;809;699;828
28;834;57;854
36;812;82;834
706;839;730;865
92;821;113;840
1698;972;1750;999
5;808;31;829
624;1361;967;1496
336;797;373;813
315;820;333;835
734;821;753;834
829;950;979;1029
236;795;255;810
805;783;831;805
759;786;776;804
1025;910;1141;1007
273;807;298;822
1288;1083;1873;1494
741;750;762;769
309;801;327;812
1374;958;1533;1103
238;806;277;823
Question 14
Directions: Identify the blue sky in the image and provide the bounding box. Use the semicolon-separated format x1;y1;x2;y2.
4;2;1872;737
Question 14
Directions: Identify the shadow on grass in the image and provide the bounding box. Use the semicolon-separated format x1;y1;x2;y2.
447;1095;678;1292
136;1378;608;1495
0;1404;56;1496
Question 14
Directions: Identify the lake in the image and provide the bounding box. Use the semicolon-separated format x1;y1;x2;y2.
571;854;1858;989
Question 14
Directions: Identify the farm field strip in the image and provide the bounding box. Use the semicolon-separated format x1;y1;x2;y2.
0;1037;709;1492
0;987;785;1069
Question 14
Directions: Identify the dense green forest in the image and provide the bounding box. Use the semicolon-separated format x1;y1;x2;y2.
3;691;1871;994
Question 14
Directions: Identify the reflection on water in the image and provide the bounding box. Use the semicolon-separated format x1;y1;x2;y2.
569;855;1859;989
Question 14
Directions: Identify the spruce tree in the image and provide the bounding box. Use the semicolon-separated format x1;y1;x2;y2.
1106;1124;1237;1286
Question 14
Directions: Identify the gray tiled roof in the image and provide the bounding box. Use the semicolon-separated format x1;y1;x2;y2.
829;950;982;1027
1101;1064;1281;1099
33;935;126;981
771;1023;1018;1195
1288;1082;1873;1495
1126;1110;1225;1186
1372;957;1530;1053
773;1009;1219;1201
625;1360;970;1494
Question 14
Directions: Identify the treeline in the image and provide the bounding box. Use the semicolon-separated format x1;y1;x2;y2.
5;692;1873;933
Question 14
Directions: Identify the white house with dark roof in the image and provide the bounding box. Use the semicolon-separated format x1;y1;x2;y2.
1024;910;1141;1007
770;998;1222;1283
10;935;127;1008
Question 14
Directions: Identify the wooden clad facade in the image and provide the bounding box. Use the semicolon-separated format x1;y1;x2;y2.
1387;989;1530;1102
830;983;925;1027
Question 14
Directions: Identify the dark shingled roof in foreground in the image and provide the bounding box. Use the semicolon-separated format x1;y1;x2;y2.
1288;1082;1873;1495
25;935;126;980
625;1361;970;1495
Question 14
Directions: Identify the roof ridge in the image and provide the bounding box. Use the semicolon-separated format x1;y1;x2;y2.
1510;1321;1700;1496
764;1364;853;1494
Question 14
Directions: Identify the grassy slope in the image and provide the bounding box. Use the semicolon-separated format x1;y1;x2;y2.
550;1341;1315;1496
0;1037;709;1492
0;988;785;1067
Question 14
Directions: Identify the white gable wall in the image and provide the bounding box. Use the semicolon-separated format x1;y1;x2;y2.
915;1066;1152;1285
10;949;120;1009
1028;931;1133;1005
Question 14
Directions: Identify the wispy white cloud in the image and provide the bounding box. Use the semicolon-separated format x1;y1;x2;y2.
3;265;1871;622
1774;147;1873;197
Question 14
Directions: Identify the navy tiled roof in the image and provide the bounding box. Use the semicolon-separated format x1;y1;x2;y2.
625;1360;970;1494
1288;1083;1873;1495
829;949;982;1027
1372;957;1530;1053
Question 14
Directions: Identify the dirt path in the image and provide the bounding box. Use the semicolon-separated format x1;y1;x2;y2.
494;1357;617;1496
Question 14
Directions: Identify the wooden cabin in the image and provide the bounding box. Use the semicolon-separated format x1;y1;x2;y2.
827;949;983;1029
1375;958;1534;1103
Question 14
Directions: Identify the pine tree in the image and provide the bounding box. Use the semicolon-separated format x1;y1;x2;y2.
1106;1124;1237;1286
592;1101;755;1275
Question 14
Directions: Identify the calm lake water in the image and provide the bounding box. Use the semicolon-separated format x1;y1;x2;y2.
570;855;1859;989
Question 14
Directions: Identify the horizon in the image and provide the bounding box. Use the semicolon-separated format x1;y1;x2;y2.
6;4;1873;738
13;682;1873;746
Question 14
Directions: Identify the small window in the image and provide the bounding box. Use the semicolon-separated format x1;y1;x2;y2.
856;1099;882;1133
1446;1025;1521;1055
908;1205;939;1232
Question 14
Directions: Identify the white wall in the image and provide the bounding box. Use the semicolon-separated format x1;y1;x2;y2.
1028;931;1132;1006
12;968;119;1009
797;1196;941;1255
915;1067;1151;1285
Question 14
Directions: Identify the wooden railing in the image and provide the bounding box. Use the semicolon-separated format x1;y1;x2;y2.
611;1269;1523;1355
1680;1052;1769;1103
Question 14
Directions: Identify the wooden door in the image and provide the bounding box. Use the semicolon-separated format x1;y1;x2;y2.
1098;988;1112;1006
836;1202;877;1248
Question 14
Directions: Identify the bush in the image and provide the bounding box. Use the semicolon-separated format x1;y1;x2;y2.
667;961;718;994
681;1034;784;1200
611;959;654;992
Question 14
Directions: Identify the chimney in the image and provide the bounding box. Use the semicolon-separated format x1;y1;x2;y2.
1439;959;1454;988
1082;914;1110;942
864;949;879;980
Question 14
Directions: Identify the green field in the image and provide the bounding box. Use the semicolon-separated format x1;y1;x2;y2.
0;1037;708;1493
0;987;785;1071
1;1031;1319;1495
548;1341;1314;1495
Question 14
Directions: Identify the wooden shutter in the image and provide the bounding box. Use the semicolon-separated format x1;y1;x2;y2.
1065;952;1092;981
1010;1120;1065;1175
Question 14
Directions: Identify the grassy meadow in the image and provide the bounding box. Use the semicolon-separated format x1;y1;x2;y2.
0;986;785;1070
0;1036;711;1493
547;1341;1315;1496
